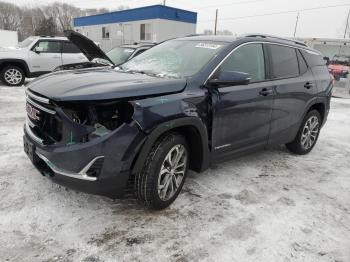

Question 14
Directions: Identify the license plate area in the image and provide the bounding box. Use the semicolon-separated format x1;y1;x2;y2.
23;135;40;164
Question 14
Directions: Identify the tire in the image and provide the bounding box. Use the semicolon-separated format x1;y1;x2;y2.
286;110;321;155
0;65;25;86
134;132;189;210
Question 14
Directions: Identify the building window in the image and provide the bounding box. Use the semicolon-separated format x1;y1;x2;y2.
140;24;151;41
102;27;109;39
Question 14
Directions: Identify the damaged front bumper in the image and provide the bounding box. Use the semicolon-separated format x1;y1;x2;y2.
24;121;146;198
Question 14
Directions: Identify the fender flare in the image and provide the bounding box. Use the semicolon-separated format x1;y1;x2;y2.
131;117;210;175
300;97;327;127
0;59;30;76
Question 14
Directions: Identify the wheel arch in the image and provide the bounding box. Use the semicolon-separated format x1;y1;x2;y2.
306;102;326;125
0;59;30;77
131;117;210;175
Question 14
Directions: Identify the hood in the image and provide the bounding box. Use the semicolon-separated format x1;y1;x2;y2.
64;30;114;65
27;67;187;102
0;46;21;51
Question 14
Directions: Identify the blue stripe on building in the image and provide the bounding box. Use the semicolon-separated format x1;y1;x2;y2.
74;5;197;27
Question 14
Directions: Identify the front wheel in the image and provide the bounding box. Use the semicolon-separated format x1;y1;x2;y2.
134;133;189;209
1;65;25;86
286;110;321;155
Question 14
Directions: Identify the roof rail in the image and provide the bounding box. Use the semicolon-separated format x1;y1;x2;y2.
243;34;307;47
39;35;56;38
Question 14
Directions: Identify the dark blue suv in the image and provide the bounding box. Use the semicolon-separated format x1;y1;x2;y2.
23;33;332;209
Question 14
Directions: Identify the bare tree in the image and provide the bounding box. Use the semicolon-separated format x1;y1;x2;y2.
0;1;129;39
0;1;23;31
34;16;57;36
203;29;233;35
203;29;214;35
48;2;81;31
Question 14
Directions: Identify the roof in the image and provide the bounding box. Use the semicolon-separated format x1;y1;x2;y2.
74;5;197;27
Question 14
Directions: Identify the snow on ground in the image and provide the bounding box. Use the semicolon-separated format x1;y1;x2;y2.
0;84;349;262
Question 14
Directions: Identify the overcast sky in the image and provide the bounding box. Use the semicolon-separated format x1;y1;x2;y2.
3;0;350;38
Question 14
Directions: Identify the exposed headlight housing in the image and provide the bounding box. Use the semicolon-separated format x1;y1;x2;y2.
61;101;134;142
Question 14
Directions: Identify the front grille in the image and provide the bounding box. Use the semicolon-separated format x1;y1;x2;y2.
26;90;62;145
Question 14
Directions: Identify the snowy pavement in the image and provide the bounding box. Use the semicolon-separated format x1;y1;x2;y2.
0;84;349;262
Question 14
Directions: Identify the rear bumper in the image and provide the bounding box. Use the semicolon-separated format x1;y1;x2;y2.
24;122;146;198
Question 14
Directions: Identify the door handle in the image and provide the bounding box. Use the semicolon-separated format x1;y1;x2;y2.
304;82;314;89
259;88;273;96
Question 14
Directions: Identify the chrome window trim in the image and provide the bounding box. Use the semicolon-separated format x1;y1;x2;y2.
26;89;50;104
204;41;315;86
26;97;56;115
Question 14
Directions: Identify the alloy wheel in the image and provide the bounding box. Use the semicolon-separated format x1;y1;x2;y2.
157;144;188;201
300;116;319;150
4;68;23;85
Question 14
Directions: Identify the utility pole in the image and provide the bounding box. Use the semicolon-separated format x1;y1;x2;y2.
344;9;350;39
293;12;300;38
163;0;166;6
214;9;218;35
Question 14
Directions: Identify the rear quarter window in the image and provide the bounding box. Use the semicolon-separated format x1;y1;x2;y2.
297;50;308;75
300;50;326;67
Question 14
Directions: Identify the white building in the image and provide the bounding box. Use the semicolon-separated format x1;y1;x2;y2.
0;30;18;47
74;5;197;51
297;37;350;58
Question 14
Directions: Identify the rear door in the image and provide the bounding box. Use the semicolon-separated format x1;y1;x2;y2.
61;41;88;65
211;43;274;159
28;40;63;73
266;44;318;145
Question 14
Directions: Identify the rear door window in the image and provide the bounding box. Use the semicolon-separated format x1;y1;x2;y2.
269;44;299;78
220;43;266;82
62;42;81;53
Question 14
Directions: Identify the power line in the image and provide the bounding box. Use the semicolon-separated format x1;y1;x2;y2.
196;0;265;10
198;3;350;22
344;9;350;39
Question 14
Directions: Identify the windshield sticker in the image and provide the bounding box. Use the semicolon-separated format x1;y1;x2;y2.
195;43;222;50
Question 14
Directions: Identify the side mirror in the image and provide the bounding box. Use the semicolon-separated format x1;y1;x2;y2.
207;71;251;87
34;46;44;54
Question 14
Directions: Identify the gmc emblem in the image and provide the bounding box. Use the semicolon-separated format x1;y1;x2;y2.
26;103;40;121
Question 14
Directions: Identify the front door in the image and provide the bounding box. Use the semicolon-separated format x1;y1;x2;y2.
211;43;274;159
28;40;63;73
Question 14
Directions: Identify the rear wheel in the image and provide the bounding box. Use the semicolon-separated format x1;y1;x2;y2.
134;133;189;209
286;110;321;155
1;65;25;86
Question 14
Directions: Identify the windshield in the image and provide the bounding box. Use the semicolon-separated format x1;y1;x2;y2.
16;37;35;48
119;40;228;78
107;47;135;65
331;55;350;66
